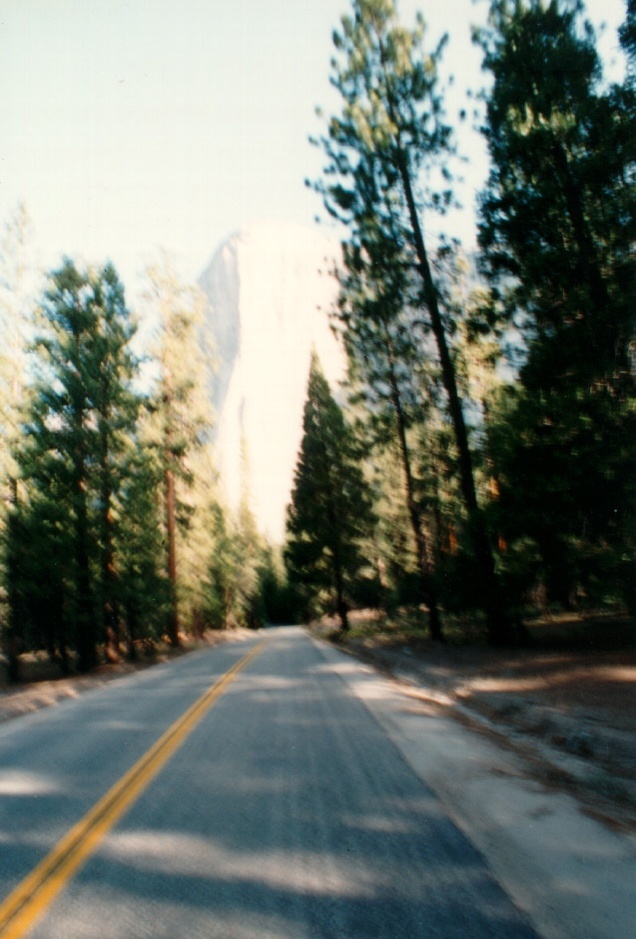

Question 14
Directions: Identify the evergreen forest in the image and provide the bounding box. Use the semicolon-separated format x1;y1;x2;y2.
1;0;634;677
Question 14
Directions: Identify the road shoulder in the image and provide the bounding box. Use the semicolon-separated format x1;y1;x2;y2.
310;632;636;939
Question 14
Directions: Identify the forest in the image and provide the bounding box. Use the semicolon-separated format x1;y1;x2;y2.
0;0;634;677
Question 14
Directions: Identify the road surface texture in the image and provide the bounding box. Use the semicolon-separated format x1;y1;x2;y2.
0;627;540;938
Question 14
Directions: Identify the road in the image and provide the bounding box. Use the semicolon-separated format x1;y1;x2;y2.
0;626;538;938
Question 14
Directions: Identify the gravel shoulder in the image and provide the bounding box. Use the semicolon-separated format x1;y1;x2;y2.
315;615;636;833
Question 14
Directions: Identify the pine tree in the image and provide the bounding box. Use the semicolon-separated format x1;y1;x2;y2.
285;353;374;631
477;0;634;387
116;434;170;657
142;253;214;645
335;241;444;638
89;263;139;658
205;493;267;630
178;444;225;634
0;204;37;679
620;0;636;76
30;260;100;670
4;476;73;676
476;0;636;610
313;0;509;642
11;259;140;671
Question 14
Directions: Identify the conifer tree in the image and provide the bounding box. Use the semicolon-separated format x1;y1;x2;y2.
620;0;636;74
205;463;267;630
335;242;443;639
29;260;99;669
4;475;73;676
142;253;214;645
89;263;139;657
285;354;373;630
0;204;37;678
232;440;266;628
314;0;509;641
476;0;636;610
116;434;170;657
10;259;140;671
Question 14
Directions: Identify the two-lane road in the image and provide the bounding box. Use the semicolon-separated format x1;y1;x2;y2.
0;627;537;938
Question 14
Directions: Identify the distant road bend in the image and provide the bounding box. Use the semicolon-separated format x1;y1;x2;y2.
0;626;538;938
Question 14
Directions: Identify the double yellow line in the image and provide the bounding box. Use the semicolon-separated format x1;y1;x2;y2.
0;640;265;938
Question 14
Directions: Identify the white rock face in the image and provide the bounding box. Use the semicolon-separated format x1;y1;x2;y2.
199;221;344;543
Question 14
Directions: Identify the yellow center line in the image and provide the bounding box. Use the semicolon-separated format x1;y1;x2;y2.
0;639;266;939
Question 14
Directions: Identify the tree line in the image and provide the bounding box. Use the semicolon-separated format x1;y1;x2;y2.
285;0;635;643
0;0;633;673
0;233;277;679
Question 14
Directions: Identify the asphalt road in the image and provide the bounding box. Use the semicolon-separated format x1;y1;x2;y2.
0;627;538;938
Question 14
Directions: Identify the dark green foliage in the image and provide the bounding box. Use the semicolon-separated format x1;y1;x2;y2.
335;237;445;639
4;258;159;672
204;499;270;630
314;0;510;642
142;255;214;645
476;0;636;613
477;0;634;386
620;0;636;72
4;481;72;674
285;354;375;630
23;259;106;670
89;263;140;657
116;443;171;656
256;546;303;625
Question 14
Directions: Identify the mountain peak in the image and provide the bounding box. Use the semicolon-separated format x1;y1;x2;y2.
199;222;344;542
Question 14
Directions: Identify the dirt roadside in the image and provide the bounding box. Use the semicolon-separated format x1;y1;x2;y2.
0;629;253;726
313;613;636;833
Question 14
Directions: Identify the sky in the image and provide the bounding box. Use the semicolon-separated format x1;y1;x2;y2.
0;0;628;300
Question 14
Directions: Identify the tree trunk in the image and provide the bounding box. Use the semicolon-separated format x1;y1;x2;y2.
126;594;139;661
385;340;444;641
327;495;350;632
100;442;120;661
5;632;21;683
76;473;97;672
397;153;510;645
165;466;180;646
333;556;349;632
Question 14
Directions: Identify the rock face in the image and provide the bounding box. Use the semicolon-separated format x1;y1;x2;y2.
198;221;344;542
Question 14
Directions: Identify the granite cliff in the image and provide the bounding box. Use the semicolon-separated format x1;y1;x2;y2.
198;221;344;542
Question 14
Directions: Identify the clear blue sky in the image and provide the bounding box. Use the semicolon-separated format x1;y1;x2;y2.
0;0;627;296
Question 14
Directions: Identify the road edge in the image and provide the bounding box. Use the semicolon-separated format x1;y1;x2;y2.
308;630;636;939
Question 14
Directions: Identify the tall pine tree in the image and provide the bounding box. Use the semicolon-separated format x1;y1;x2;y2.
476;0;636;610
10;259;140;671
142;253;214;645
285;353;373;631
335;239;444;639
90;263;139;658
313;0;510;641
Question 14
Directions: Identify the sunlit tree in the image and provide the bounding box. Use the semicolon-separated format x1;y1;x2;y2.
11;259;140;670
142;253;215;645
313;0;509;641
0;203;37;504
335;240;444;638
